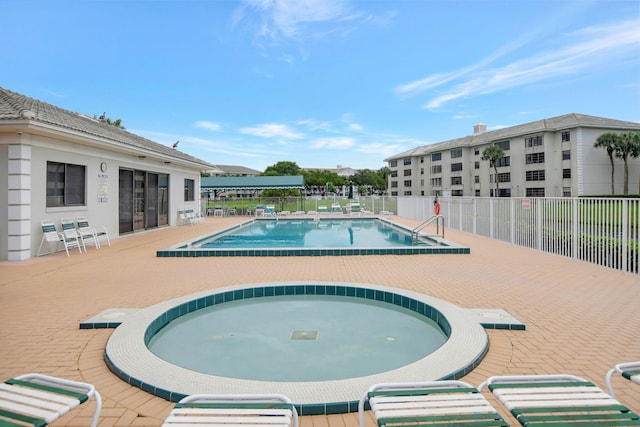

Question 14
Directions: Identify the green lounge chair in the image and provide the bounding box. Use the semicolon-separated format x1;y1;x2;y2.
359;380;508;427
606;361;640;398
479;373;640;426
162;394;298;427
0;373;101;427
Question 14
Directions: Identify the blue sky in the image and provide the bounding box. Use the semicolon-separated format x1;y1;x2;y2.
2;0;639;172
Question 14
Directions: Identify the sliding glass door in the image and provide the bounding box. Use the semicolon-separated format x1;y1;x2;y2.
119;169;169;234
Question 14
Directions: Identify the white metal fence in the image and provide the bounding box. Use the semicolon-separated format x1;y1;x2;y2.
398;196;640;275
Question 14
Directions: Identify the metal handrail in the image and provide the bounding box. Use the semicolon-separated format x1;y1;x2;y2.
412;215;445;240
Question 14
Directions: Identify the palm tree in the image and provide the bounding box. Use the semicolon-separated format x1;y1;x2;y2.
594;132;619;194
616;131;640;194
481;144;505;197
629;132;640;194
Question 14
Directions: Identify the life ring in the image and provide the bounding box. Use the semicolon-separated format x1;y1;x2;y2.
434;203;441;215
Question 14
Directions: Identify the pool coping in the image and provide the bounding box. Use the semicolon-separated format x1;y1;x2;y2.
96;281;524;415
156;217;470;257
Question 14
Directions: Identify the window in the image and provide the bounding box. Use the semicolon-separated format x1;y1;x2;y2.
475;189;480;196
495;156;510;167
525;135;544;147
431;152;442;161
431;177;442;186
184;178;195;201
562;131;570;142
497;172;511;183
391;170;398;177
562;150;571;160
526;170;546;181
420;157;424;163
404;169;412;176
563;168;571;178
526;188;545;197
498;188;511;197
526;153;545;164
403;180;412;187
431;165;442;174
450;149;462;159
391;181;398;188
46;161;86;207
474;149;480;155
404;191;412;196
452;190;463;196
474;175;479;183
389;160;397;167
496;140;510;151
563;187;571;197
420;168;424;175
474;161;480;169
403;158;412;165
451;163;463;172
451;176;462;185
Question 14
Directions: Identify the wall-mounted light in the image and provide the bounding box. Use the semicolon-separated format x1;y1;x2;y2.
16;131;23;135
163;161;171;165
138;155;146;160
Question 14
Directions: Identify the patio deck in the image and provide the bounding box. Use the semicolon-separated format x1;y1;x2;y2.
1;215;638;427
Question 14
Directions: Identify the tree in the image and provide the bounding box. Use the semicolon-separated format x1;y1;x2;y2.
481;144;505;197
616;131;640;195
95;113;125;129
629;131;640;194
262;161;301;176
594;132;619;194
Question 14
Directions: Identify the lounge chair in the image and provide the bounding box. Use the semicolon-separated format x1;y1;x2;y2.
76;217;111;247
350;202;362;216
162;394;299;427
0;373;102;427
358;380;508;427
331;203;343;215
606;361;640;398
479;373;640;426
37;220;83;256
317;205;329;215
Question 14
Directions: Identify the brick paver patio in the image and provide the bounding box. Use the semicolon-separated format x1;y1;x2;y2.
1;215;638;427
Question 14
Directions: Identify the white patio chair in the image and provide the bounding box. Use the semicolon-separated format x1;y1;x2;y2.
359;380;508;427
162;394;298;427
606;360;640;398
0;373;102;427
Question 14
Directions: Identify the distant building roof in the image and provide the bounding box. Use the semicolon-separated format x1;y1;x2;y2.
0;87;213;169
385;113;640;161
201;175;304;191
207;165;262;176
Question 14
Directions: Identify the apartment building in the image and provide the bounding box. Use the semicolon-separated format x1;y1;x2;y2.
385;113;640;197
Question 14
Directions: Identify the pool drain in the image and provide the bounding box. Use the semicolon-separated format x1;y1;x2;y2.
291;330;318;340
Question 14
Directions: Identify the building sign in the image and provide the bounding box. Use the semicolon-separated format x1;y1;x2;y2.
98;173;108;203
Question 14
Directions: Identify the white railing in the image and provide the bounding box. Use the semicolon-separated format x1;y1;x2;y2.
398;196;640;275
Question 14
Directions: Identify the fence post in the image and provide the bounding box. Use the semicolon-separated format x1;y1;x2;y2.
622;199;628;272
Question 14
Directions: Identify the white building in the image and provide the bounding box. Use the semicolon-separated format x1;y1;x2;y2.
385;113;640;198
0;88;213;261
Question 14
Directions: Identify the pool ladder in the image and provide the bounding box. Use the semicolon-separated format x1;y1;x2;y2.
411;215;445;241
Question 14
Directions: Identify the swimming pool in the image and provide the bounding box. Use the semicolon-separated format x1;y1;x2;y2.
157;218;470;257
103;282;491;415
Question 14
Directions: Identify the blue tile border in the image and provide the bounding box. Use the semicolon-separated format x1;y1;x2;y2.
102;282;495;416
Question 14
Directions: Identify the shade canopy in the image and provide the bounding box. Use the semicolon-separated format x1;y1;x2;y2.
201;175;304;192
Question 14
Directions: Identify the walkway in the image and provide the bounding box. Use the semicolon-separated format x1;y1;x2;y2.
1;215;638;426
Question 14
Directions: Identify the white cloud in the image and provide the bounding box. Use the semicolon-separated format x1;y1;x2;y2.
239;123;304;139
312;136;355;149
395;19;640;110
195;120;222;131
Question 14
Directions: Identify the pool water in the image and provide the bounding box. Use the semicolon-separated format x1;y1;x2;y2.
147;295;447;382
157;218;470;257
197;218;430;249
